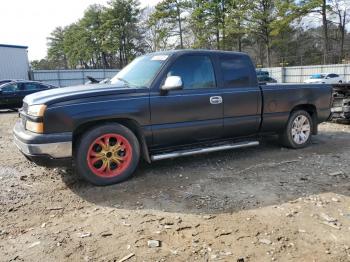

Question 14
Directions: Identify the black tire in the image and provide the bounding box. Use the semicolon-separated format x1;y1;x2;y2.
75;123;140;186
280;110;313;149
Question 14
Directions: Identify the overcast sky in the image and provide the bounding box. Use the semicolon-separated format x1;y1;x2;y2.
0;0;161;61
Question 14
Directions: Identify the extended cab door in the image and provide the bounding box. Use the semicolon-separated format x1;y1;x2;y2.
150;54;223;148
217;54;262;138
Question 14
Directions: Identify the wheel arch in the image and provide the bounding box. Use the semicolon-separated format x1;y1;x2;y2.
72;118;151;163
290;104;318;134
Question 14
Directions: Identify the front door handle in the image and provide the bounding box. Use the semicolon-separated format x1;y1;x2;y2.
210;96;223;105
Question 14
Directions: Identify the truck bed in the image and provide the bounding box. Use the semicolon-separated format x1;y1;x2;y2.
260;83;333;133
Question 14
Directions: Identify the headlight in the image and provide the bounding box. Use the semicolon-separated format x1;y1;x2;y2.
27;104;47;117
26;121;44;133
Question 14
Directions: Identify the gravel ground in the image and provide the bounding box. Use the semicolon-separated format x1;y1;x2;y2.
0;111;349;261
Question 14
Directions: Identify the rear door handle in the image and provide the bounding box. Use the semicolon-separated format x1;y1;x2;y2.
210;96;223;105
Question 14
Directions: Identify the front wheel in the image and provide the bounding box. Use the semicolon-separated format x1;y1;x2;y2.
75;123;140;186
280;110;313;149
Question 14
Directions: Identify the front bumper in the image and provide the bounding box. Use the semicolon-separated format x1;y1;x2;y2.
13;121;73;167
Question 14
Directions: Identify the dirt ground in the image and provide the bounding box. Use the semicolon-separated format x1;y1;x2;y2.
0;111;349;262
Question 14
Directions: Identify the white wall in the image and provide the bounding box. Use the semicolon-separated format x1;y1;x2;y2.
32;69;119;87
0;46;29;80
261;64;350;83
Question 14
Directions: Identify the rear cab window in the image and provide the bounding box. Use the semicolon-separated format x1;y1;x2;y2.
219;54;257;88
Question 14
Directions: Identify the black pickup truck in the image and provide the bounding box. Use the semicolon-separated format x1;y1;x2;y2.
13;50;332;186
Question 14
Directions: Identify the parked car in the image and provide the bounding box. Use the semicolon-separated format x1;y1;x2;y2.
256;70;269;77
0;80;56;109
304;73;344;84
14;50;332;186
257;75;277;84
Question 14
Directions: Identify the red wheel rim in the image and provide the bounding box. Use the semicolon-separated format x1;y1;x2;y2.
87;133;133;178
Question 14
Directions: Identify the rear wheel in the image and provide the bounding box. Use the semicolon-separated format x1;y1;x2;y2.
75;123;140;186
280;110;313;149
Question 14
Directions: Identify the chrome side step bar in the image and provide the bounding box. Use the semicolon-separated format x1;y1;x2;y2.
151;141;259;161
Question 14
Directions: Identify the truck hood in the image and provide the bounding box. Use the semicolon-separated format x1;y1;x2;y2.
23;83;142;106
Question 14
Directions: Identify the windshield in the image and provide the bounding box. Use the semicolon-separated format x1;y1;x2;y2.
110;54;169;88
0;80;11;86
310;74;325;79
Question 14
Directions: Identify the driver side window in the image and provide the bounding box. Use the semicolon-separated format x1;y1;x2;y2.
2;84;17;93
166;55;216;90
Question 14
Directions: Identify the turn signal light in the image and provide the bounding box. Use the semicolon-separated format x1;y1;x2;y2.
26;121;44;133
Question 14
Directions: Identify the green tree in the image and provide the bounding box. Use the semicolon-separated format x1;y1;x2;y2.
80;4;107;68
144;7;173;51
191;0;227;49
30;58;60;70
151;0;191;49
300;0;336;64
245;0;276;66
47;27;68;69
329;0;349;62
62;22;93;68
102;0;142;67
225;0;252;51
43;0;350;69
245;0;318;66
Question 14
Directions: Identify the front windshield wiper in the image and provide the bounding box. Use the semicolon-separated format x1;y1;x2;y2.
115;77;132;88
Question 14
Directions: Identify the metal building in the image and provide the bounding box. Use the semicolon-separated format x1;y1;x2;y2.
0;44;29;80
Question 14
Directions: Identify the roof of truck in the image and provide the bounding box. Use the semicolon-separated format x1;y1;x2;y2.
147;49;248;56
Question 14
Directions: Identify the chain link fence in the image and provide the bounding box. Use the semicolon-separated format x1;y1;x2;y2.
30;64;350;87
261;64;350;83
30;69;119;87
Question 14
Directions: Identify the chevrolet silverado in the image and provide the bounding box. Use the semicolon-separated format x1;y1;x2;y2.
13;50;333;185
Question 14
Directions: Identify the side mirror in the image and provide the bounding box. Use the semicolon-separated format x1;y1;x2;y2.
161;76;183;91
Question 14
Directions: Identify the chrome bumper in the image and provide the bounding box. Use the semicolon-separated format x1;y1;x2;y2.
13;134;72;158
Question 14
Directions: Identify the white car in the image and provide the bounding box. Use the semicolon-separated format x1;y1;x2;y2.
304;73;344;84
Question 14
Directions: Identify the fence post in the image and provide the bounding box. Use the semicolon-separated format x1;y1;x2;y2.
82;70;85;85
281;67;286;83
28;70;34;80
57;70;61;87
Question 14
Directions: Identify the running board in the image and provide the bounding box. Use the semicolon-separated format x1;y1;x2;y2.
151;141;259;161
